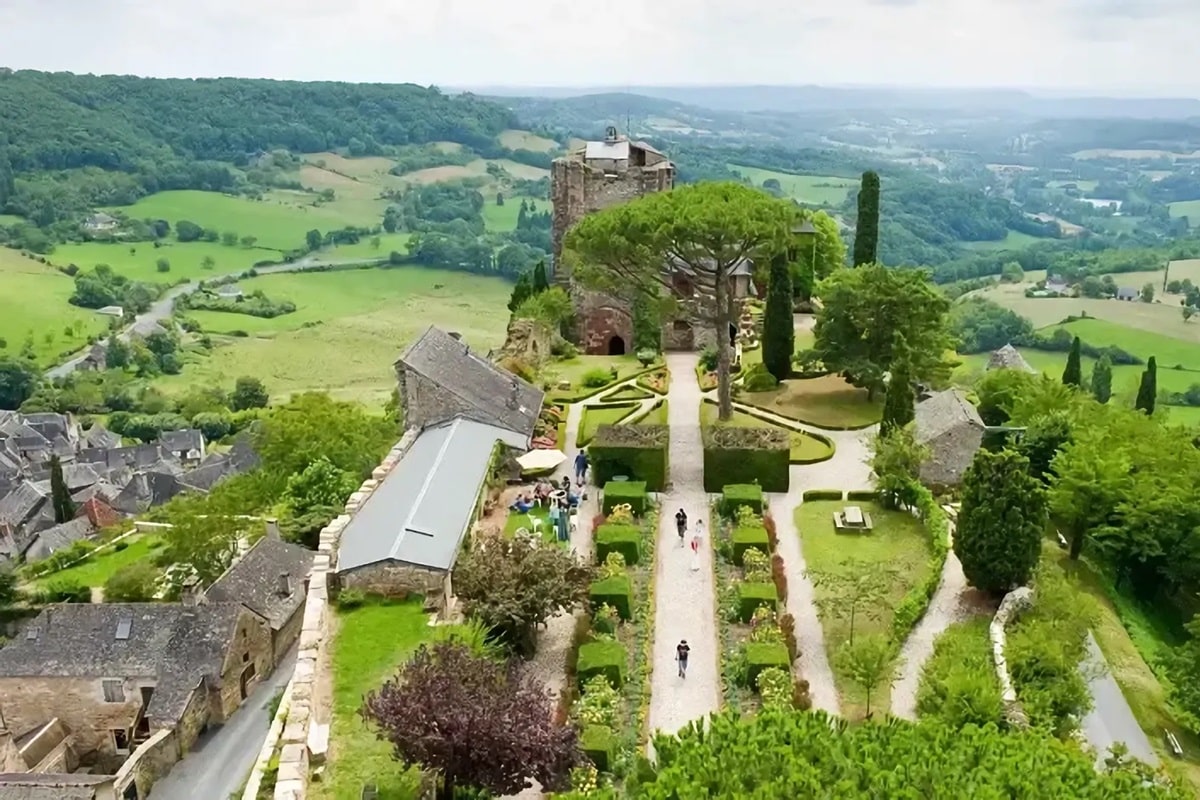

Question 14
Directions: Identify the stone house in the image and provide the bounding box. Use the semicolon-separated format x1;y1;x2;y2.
205;525;315;668
986;344;1037;374
0;595;272;768
0;772;120;799
1116;286;1138;301
335;416;529;612
80;343;108;373
157;430;204;466
396;326;544;440
914;389;986;490
82;213;119;234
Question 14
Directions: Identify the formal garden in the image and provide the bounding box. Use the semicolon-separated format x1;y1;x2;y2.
699;400;834;464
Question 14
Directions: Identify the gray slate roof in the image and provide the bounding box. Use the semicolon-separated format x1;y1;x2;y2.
0;602;247;725
0;483;48;528
21;517;94;562
986;344;1037;374
82;424;121;450
915;389;985;488
338;417;528;573
398;326;544;440
159;429;204;453
207;535;315;629
1117;286;1138;300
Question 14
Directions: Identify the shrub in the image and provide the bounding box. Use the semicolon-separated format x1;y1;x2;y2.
742;547;771;582
602;480;648;515
590;425;668;492
731;525;770;565
636;348;657;367
737;582;778;622
702;422;789;492
40;579;90;604
592;603;621;635
756;667;793;707
779;612;799;662
763;513;778;550
741;641;790;687
771;554;788;603
589;574;633;620
582;368;613;388
846;490;879;501
577;640;628;688
721;484;764;516
802;489;844;501
103;562;161;602
595;524;641;566
742;363;779;392
575;675;621;727
580;725;617;772
336;588;366;609
749;606;783;644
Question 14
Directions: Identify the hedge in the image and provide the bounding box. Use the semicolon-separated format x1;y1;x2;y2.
737;581;778;622
846;490;879;501
580;725;617;772
595;523;642;565
702;421;789;493
889;482;951;645
602;480;648;515
721;484;764;517
731;525;770;565
802;489;844;501
577;640;628;688
742;641;791;687
590;425;669;493
589;573;634;620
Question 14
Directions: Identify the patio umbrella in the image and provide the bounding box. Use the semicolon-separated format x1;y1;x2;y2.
516;449;567;472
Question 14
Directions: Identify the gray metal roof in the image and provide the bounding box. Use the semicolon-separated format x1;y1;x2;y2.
585;140;630;161
337;417;527;574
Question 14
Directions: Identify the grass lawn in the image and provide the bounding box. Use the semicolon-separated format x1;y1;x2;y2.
961;229;1047;251
480;196;545;232
47;240;274;284
739;374;882;429
726;165;856;205
318;600;432;800
1169;200;1200;221
1045;317;1200;370
153;267;512;406
700;403;834;462
318;233;411;261
634;400;669;425
796;500;934;719
604;385;653;402
0;248;112;366
954;346;1200;399
541;355;644;398
32;534;162;589
498;130;559;152
578;404;639;446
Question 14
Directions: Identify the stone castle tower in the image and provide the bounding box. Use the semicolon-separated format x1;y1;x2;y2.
550;127;676;354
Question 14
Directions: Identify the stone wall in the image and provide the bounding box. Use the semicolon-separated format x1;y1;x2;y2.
990;586;1033;729
272;605;305;669
114;728;177;800
212;609;273;722
338;562;448;609
494;318;559;368
175;685;209;757
574;291;634;355
0;675;145;760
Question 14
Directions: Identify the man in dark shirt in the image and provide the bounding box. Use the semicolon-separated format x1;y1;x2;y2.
574;450;589;485
676;639;690;678
675;508;687;543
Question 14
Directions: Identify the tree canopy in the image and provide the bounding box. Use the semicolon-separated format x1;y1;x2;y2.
955;449;1047;593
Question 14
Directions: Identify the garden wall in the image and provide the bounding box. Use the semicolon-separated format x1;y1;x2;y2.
702;426;789;493
589;424;669;492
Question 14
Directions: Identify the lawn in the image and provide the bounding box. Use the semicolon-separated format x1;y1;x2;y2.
47;240;274;284
726;165;856;206
396;159;549;186
318;600;432;800
796;500;935;719
578;403;639;446
498;130;559;152
153;267;512;406
1169;200;1200;222
0;248;111;366
699;402;834;462
739;374;883;429
1045;317;1200;370
318;233;411;261
540;355;644;398
634;399;669;425
604;385;653;402
480;195;545;232
31;534;162;590
961;229;1047;251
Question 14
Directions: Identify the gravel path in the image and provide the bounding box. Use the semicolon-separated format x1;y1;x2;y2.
647;353;721;739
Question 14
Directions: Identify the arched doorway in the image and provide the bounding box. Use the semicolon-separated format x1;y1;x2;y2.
607;335;626;355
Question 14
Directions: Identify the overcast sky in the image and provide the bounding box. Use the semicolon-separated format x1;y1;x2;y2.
1;0;1196;96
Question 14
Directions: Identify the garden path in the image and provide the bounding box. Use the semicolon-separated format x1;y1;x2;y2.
647;352;722;742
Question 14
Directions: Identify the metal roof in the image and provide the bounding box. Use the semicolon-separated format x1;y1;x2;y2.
585;140;630;161
337;417;528;573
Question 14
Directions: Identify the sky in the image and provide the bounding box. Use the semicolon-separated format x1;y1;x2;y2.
1;0;1197;96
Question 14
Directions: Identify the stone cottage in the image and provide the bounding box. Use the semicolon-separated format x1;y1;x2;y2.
914;389;986;490
986;344;1037;374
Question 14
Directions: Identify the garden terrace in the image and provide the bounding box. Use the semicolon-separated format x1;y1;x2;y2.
797;499;935;719
540;354;652;401
578;403;640;447
701;420;790;493
590;424;669;493
700;401;834;464
739;374;883;430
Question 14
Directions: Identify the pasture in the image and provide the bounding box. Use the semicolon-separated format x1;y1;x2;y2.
0;248;111;366
1169;200;1200;222
47;240;272;284
155;266;512;406
481;195;547;232
395;158;549;186
961;229;1046;252
498;130;559;152
726;165;856;206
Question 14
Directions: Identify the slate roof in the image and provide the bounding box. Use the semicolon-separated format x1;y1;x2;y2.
159;429;204;454
0;483;48;528
79;443;170;470
226;431;261;473
178;458;230;492
914;389;985;488
398;326;543;440
987;344;1037;374
0;602;247;725
21;517;94;562
338;417;528;573
82;424;121;450
207;535;315;629
110;470;185;515
1116;286;1138;300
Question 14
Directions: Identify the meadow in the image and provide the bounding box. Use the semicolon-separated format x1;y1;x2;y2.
725;165;857;206
961;229;1046;252
480;195;546;232
47;240;274;284
1169;200;1200;222
0;248;111;365
497;129;559;152
155;266;513;405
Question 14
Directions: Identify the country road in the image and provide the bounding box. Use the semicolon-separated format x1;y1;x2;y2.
1079;632;1159;768
44;254;388;380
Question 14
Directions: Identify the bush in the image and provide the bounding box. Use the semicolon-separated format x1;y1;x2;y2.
742;363;779;392
737;582;778;622
779;612;799;662
589;574;633;620
721;484;764;516
39;579;90;604
577;640;628;688
756;667;793;707
742;547;771;582
580;725;617;772
590;425;668;492
731;525;770;566
741;641;790;687
771;554;788;603
846;490;879;501
595;524;641;566
336;588;366;609
601;480;648;516
702;422;789;492
802;489;844;501
103;562;161;602
581;368;614;388
890;483;951;644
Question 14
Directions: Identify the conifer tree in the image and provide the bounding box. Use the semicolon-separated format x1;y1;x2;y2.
49;455;74;524
852;171;880;266
955;449;1046;593
879;360;915;437
1090;354;1112;403
507;271;534;314
532;259;550;293
1135;356;1157;415
761;252;795;382
1061;336;1082;387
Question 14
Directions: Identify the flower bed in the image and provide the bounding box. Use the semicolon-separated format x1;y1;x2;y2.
531;403;567;450
636;367;670;396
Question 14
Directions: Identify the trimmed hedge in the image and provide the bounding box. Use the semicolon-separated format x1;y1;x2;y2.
731;525;770;565
742;641;791;687
589;573;634;620
577;640;628;688
602;480;648;515
890;483;952;645
595;523;642;565
737;581;778;622
802;489;844;501
580;725;617;772
846;490;879;501
591;425;669;493
702;417;789;492
721;484;764;517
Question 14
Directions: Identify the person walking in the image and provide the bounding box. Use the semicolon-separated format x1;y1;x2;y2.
676;639;691;679
675;508;688;545
690;532;702;572
574;450;589;486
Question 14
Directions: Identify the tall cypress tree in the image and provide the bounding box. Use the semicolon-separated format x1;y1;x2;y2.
49;455;74;524
532;259;550;293
1090;354;1112;404
880;360;915;437
852;171;880;266
507;271;534;314
761;252;795;382
1061;336;1082;387
1135;356;1157;415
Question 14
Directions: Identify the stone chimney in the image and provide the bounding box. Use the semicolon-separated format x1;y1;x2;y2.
605;125;619;143
507;379;520;410
265;517;281;539
278;572;292;597
180;576;203;608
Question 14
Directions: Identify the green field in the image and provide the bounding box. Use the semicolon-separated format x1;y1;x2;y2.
0;248;112;365
155;266;513;405
0;214;26;226
319;233;411;261
32;534;162;590
47;240;274;284
480;195;545;232
1045;317;1200;369
497;129;559;152
961;229;1046;252
726;165;856;206
1169;200;1200;223
1047;179;1099;192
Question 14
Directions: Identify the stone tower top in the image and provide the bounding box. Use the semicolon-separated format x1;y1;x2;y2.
604;125;619;143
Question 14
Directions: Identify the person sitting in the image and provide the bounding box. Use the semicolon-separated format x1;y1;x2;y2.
509;494;534;513
533;482;553;505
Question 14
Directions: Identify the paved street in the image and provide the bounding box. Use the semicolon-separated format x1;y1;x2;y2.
1079;632;1158;767
148;648;296;800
